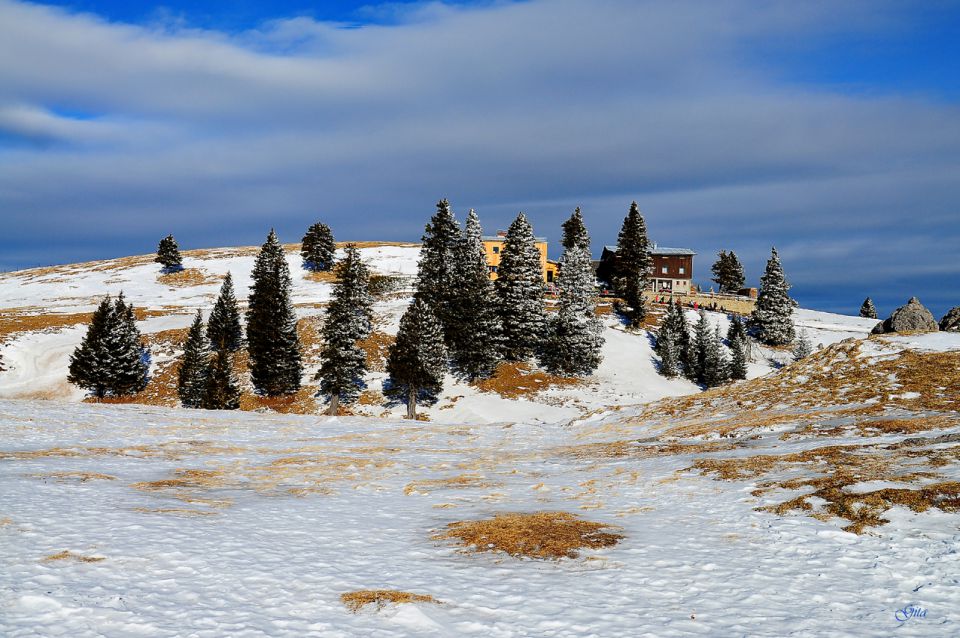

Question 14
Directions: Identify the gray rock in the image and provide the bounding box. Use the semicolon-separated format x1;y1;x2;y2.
940;306;960;332
871;297;939;334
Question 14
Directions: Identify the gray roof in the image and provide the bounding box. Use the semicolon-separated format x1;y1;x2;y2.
482;235;548;242
603;244;696;256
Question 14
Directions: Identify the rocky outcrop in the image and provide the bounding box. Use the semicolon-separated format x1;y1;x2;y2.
940;306;960;332
872;297;939;334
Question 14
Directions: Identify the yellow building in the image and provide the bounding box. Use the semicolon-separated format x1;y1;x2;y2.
481;231;553;282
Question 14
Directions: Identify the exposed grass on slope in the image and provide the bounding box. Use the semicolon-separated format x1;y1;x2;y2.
340;590;439;613
435;511;623;559
42;550;105;563
156;268;221;288
472;362;582;399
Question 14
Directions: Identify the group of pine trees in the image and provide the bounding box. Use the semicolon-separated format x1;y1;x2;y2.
711;250;745;293
177;273;244;410
68;294;150;398
655;302;749;387
380;200;605;417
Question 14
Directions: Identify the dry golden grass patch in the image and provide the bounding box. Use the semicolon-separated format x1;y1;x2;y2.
553;439;737;461
0;306;182;343
340;590;439;613
1;440;246;462
435;511;623;559
403;474;499;495
472;361;581;399
30;471;116;483
133;507;220;517
157;268;221;288
359;331;395;372
304;270;338;284
43;550;105;563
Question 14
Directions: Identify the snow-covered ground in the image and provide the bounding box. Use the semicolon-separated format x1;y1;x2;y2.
0;243;879;421
1;398;956;637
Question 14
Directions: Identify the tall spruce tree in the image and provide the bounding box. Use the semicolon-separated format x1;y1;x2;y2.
108;294;150;396
177;309;209;408
539;245;604;375
611;201;651;327
859;297;878;319
387;299;447;419
68;294;149;398
202;348;241;410
449;209;503;379
711;251;745;293
727;315;748;380
655;301;686;378
495;212;546;360
207;272;243;352
415;199;462;344
246;230;303;396
750;247;796;345
317;245;373;415
691;310;711;384
301;222;337;271
561;207;590;253
155;235;183;272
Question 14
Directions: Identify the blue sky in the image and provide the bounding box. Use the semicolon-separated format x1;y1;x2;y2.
1;0;959;317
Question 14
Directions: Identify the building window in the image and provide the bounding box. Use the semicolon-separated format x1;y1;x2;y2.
679;266;685;275
661;266;668;274
547;271;554;282
489;266;498;273
493;246;500;254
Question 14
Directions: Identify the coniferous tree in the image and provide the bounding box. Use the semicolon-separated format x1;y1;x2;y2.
68;294;149;398
495;212;546;360
611;201;651;327
387;299;447;419
750;247;796;345
301;222;336;271
207;272;243;352
317;245;373;415
727;315;749;380
246;230;302;396
705;325;730;387
656;302;688;378
67;296;115;399
155;235;183;272
561;207;590;253
691;310;712;384
109;294;150;396
449;209;503;379
859;297;878;319
415;199;462;344
177;309;209;408
792;329;814;360
711;251;745;293
539;245;604;375
202;348;241;410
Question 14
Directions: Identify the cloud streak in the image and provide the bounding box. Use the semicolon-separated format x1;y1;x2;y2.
0;0;958;316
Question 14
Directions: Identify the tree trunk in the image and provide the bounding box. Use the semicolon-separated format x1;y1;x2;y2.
327;393;339;416
406;386;417;420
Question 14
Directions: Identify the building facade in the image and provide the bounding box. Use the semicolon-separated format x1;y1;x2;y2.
598;244;696;294
482;231;552;282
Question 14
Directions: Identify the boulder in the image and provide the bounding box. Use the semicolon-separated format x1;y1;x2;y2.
871;297;939;334
940;306;960;332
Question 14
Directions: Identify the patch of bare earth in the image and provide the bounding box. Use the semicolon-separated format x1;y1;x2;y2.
472;361;582;399
435;511;623;559
340;590;439;613
157;268;221;288
42;550;105;563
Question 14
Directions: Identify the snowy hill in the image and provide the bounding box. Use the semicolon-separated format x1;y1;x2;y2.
2;244;959;635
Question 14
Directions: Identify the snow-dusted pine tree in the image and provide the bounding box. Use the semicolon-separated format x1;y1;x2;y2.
711;251;745;293
495;212;546;360
387;299;447;419
691;310;711;384
202;348;241;410
859;297;878;319
109;294;150;396
67;296;115;399
301;222;336;272
727;315;748;380
449;209;502;379
792;329;814;360
704;325;730;387
415;199;461;344
155;235;183;272
561;207;590;253
539;245;604;375
750;247;796;345
246;230;303;396
655;301;686;378
207;272;243;352
177;309;209;408
611;201;651;327
317;245;372;415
